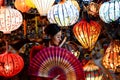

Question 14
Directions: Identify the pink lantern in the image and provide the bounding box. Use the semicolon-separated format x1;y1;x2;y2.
0;7;23;34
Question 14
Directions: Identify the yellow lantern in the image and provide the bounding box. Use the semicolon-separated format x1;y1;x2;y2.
25;0;35;8
0;7;23;34
102;40;120;72
32;0;55;16
73;19;101;51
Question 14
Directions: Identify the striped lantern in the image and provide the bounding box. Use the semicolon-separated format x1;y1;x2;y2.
14;0;31;13
47;1;79;27
73;19;101;51
0;7;23;34
32;0;55;16
102;40;120;72
83;60;105;80
99;0;120;23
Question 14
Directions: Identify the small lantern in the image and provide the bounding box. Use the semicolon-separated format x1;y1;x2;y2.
47;1;79;27
102;40;120;72
99;0;120;23
14;0;31;13
0;7;23;34
83;60;105;80
32;0;55;16
73;19;101;51
0;51;24;77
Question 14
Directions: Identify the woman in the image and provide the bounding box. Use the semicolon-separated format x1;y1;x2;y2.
29;24;66;80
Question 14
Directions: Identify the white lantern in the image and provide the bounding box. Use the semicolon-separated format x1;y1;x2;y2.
32;0;55;16
47;1;79;27
99;0;120;23
0;7;23;34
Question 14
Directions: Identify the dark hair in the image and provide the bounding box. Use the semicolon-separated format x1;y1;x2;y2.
44;24;61;36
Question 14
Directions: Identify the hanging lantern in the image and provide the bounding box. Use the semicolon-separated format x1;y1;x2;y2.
87;2;100;16
0;0;3;6
32;0;55;16
0;7;23;34
14;0;31;13
47;1;79;27
99;0;120;23
83;60;105;80
73;19;101;51
102;40;120;73
25;0;35;8
0;52;24;77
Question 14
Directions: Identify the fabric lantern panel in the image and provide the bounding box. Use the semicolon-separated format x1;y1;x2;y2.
32;0;55;16
25;0;35;8
0;7;23;34
14;0;31;13
47;1;79;27
0;52;24;77
73;19;101;51
99;0;120;23
102;40;120;73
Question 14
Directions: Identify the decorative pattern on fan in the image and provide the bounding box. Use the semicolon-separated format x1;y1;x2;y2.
28;47;85;80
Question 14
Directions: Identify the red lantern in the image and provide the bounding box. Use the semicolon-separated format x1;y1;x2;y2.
0;0;3;6
14;0;31;13
73;19;101;51
0;51;24;77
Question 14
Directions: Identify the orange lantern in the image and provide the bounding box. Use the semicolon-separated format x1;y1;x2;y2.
102;40;120;72
0;51;24;77
0;7;23;34
73;19;101;51
83;60;105;80
0;0;3;6
14;0;31;13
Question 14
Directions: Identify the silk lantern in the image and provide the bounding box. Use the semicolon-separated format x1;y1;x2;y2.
102;40;120;72
14;0;31;13
0;0;3;6
73;19;101;51
25;0;35;8
0;7;23;34
83;60;104;80
0;51;24;77
99;0;120;23
32;0;55;16
47;1;79;27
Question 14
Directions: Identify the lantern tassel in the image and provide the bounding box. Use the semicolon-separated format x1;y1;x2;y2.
23;19;27;36
35;16;38;34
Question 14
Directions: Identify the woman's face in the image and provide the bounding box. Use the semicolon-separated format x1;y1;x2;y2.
51;31;62;46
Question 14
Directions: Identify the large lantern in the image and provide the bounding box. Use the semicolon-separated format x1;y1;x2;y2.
14;0;31;13
32;0;55;16
83;60;105;80
99;0;120;23
0;7;23;34
47;1;79;27
102;40;120;73
0;51;24;77
73;19;101;51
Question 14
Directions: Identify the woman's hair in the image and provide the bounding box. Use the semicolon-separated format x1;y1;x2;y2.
44;24;61;36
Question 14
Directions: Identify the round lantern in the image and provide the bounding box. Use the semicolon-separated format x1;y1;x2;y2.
102;40;120;72
14;0;31;13
47;1;79;27
0;51;24;77
0;7;23;34
73;19;101;51
25;0;35;8
83;60;105;80
32;0;55;16
99;0;120;23
0;0;3;6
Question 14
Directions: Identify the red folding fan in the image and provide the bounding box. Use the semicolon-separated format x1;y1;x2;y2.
28;47;85;80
